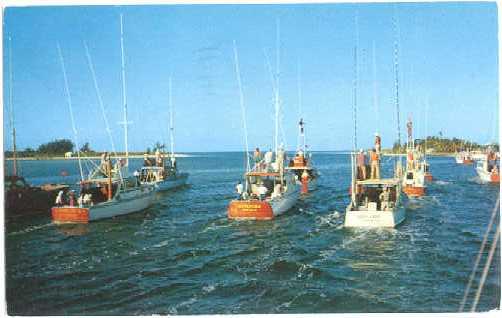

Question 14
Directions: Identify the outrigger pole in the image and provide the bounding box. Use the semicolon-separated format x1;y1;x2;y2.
84;41;124;184
8;36;17;176
57;44;84;182
232;41;251;191
393;6;402;149
274;18;280;157
168;76;175;164
119;13;132;172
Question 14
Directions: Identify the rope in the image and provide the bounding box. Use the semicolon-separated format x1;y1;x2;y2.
57;44;84;183
471;224;500;312
459;197;499;311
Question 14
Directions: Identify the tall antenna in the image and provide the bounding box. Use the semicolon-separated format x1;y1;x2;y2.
57;44;84;182
119;13;131;171
168;76;175;163
393;6;402;148
84;41;123;183
372;41;379;135
232;41;251;179
8;36;17;176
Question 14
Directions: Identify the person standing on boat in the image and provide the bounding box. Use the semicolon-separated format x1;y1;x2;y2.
155;150;163;167
357;149;367;180
143;154;152;167
375;133;381;154
100;152;109;173
253;148;262;170
264;148;273;172
370;148;380;179
277;143;285;173
55;190;64;206
236;181;243;199
379;186;390;210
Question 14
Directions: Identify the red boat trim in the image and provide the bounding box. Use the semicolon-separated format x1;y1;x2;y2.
228;200;274;220
403;185;426;197
52;206;89;224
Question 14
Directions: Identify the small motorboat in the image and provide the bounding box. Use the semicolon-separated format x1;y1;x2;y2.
285;148;318;194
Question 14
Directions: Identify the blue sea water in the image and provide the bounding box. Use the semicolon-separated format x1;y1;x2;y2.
4;152;500;314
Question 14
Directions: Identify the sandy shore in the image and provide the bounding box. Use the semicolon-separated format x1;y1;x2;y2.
4;153;193;161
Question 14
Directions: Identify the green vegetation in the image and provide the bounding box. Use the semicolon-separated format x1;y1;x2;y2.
5;139;98;158
391;136;499;154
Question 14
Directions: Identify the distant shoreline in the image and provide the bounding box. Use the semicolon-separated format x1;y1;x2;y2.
4;151;456;161
4;153;192;161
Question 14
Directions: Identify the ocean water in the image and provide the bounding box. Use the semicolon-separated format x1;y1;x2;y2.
4;153;500;314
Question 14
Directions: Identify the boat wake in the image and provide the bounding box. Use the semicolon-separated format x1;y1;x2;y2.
8;222;54;236
434;180;450;185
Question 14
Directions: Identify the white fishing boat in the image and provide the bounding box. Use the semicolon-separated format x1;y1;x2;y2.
475;152;500;184
52;14;156;223
345;153;405;228
227;30;299;220
455;151;474;164
139;77;189;191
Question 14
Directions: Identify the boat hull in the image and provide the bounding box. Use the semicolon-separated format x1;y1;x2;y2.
228;200;274;220
52;188;155;223
476;167;500;184
344;207;405;228
403;185;426;197
155;173;189;191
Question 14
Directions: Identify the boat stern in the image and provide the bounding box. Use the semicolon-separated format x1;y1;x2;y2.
228;200;274;220
51;206;89;224
403;185;426;197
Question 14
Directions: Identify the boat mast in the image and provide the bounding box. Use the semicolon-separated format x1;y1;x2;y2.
84;41;123;183
57;44;84;182
8;36;17;176
232;41;251;179
168;76;175;164
353;12;359;152
274;18;280;157
119;13;131;172
393;7;402;150
372;41;379;135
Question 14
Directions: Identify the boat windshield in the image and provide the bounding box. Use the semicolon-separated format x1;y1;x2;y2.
355;184;397;211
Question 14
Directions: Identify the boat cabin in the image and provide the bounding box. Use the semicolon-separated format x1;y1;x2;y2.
352;179;399;212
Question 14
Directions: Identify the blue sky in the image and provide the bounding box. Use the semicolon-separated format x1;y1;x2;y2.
3;2;499;152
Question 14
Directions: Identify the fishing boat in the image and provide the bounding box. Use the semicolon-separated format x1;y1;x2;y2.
455;151;474;164
4;36;69;218
139;77;189;191
475;151;500;184
285;119;319;193
51;15;156;223
402;118;426;197
227;30;300;220
345;153;405;228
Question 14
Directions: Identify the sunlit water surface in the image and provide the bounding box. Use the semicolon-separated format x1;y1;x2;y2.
5;153;500;314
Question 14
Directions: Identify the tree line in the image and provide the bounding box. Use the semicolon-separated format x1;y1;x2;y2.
391;136;499;154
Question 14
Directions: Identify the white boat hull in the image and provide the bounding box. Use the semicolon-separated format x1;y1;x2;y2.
269;184;300;216
155;173;189;191
344;207;405;228
89;187;155;221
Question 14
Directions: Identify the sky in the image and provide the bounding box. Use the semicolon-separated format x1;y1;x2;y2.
2;2;499;152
